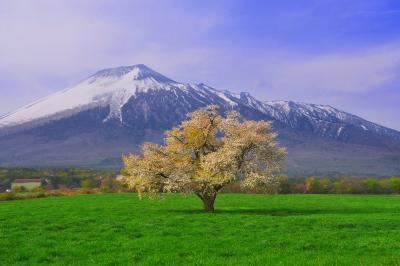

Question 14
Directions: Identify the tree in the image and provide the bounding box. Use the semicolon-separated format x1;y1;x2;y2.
388;177;400;194
305;177;320;193
123;105;286;212
362;178;380;194
334;177;363;194
319;178;333;193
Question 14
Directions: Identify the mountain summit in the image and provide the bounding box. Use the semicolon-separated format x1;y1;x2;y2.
0;64;179;128
0;64;399;176
91;64;177;83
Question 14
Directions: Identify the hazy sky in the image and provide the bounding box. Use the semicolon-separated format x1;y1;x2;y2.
1;0;399;129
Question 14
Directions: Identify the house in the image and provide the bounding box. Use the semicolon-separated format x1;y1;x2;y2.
116;175;125;182
11;179;42;191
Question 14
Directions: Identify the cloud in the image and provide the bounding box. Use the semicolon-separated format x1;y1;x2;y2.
263;44;400;93
0;0;229;78
1;0;399;95
0;0;399;129
0;0;230;110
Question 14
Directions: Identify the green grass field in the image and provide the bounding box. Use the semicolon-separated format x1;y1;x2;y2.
1;193;400;265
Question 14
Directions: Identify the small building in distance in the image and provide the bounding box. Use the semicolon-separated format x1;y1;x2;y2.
11;179;42;191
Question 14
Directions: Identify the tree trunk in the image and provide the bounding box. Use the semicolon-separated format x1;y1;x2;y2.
202;194;216;212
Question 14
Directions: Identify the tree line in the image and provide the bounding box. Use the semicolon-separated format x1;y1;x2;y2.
223;176;400;195
2;169;399;195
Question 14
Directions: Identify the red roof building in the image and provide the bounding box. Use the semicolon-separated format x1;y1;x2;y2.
13;179;42;183
11;179;43;191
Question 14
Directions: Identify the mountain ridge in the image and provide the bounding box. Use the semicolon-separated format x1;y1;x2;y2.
0;64;399;176
1;64;398;138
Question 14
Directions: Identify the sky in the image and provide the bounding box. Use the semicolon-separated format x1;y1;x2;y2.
0;0;399;129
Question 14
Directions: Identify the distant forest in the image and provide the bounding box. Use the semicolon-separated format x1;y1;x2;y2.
1;167;399;194
224;176;400;195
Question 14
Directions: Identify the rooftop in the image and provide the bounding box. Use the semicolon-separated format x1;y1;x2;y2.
13;179;42;183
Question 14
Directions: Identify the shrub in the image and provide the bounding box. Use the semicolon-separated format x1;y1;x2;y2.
334;177;363;194
388;177;400;194
362;178;380;194
378;179;392;194
277;176;291;194
31;187;45;193
0;192;16;201
293;183;307;194
319;178;333;193
12;186;27;193
100;187;113;193
220;182;243;193
35;191;46;198
80;179;94;189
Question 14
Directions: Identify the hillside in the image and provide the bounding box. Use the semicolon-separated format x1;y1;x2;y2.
0;65;399;176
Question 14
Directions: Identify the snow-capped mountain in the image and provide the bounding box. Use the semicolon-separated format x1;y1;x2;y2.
0;64;182;128
256;99;400;142
0;64;399;176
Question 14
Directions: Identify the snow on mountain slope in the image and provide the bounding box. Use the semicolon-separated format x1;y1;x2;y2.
225;91;400;141
0;64;399;144
0;64;244;129
0;65;182;127
1;64;400;175
258;100;400;140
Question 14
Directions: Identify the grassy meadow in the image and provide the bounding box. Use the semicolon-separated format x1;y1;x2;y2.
1;193;400;265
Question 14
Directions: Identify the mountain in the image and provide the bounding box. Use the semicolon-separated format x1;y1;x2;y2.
0;64;399;176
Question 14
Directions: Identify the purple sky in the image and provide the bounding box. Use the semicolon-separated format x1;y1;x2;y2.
1;0;400;130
